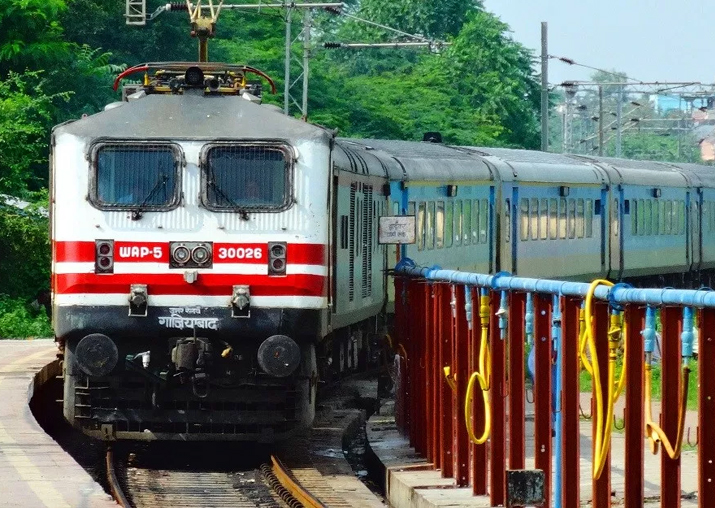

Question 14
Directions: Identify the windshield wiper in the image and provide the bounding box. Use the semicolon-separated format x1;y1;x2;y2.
208;176;250;220
132;174;168;221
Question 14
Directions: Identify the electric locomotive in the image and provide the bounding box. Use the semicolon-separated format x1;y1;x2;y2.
52;63;388;441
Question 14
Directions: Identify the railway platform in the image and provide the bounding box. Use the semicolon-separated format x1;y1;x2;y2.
368;400;698;508
0;339;116;508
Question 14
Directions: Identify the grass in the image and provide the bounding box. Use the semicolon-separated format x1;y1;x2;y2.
579;358;698;411
0;295;52;339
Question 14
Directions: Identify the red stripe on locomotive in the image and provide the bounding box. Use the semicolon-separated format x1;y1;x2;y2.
54;273;327;297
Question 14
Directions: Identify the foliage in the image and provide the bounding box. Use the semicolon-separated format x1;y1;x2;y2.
0;198;50;300
0;295;52;339
0;72;68;194
0;0;69;74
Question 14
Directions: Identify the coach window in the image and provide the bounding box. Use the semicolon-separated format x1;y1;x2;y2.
445;202;454;248
549;198;558;239
505;199;511;243
653;199;659;235
665;200;673;234
436;201;445;249
480;199;488;243
473;200;481;244
575;199;584;238
585;198;593;238
567;199;576;239
426;201;435;250
202;143;291;211
417;202;426;250
638;199;647;236
539;198;548;240
559;198;567;239
454;200;462;246
520;198;529;241
678;201;686;234
659;200;666;235
530;198;539;240
93;143;180;210
645;200;652;235
631;200;638;235
464;200;472;245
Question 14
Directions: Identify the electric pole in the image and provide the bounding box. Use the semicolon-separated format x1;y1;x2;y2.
541;22;549;152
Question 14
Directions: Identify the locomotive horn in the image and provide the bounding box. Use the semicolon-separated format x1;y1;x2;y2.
257;335;301;378
75;333;119;377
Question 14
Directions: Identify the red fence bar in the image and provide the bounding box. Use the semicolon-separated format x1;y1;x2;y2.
430;284;445;469
660;306;681;508
393;276;406;432
508;292;526;472
471;286;488;495
490;291;506;506
699;308;715;508
409;279;421;450
533;294;552;508
424;283;434;463
453;284;470;486
561;297;581;508
592;301;611;508
439;284;454;478
624;305;645;508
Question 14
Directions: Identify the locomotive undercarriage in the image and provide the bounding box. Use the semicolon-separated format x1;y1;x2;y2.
59;306;318;442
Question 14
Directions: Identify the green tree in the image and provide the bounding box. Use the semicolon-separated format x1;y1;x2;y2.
0;72;67;194
0;0;70;73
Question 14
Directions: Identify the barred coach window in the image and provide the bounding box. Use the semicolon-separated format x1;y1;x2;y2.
203;144;291;211
92;144;180;210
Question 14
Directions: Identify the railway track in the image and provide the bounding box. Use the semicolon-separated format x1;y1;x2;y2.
106;445;330;508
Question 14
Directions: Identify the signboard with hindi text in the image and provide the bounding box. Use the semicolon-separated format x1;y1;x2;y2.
379;216;416;244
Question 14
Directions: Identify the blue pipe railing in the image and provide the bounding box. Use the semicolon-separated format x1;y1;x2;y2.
394;259;715;308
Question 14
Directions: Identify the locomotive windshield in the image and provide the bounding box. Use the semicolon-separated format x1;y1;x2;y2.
203;144;290;211
92;144;180;209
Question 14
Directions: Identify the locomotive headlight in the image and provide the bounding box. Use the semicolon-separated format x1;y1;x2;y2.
268;241;287;276
169;241;214;269
172;245;190;264
191;245;210;265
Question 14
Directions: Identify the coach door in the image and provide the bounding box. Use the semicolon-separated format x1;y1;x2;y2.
689;190;702;272
608;189;623;280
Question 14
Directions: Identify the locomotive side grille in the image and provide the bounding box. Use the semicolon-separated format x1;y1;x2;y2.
362;185;373;298
348;183;356;301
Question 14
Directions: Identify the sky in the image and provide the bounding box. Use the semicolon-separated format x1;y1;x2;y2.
483;0;713;86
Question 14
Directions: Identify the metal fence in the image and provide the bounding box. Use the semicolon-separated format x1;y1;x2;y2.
391;258;715;508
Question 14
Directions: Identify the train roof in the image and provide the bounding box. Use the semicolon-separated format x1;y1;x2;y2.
462;147;604;184
336;139;495;182
53;93;332;143
572;155;690;187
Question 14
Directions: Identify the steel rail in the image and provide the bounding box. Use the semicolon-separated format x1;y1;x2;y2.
269;455;328;508
106;446;131;508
